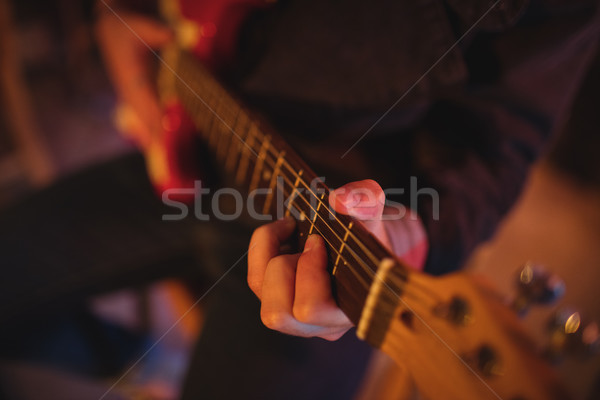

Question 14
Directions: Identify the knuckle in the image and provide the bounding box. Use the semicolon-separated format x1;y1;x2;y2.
250;225;276;250
292;303;318;324
321;330;347;341
265;255;278;268
298;245;327;272
268;253;298;270
247;277;260;296
298;247;318;266
260;309;288;331
249;227;265;248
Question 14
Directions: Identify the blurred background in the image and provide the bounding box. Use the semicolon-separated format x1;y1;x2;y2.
0;1;199;399
1;0;599;399
0;0;129;203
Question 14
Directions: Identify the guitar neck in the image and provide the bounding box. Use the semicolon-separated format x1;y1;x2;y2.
160;47;410;345
157;45;571;400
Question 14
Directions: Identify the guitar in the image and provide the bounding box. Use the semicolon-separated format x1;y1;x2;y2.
118;0;593;398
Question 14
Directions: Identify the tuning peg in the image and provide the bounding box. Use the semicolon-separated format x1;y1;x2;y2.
462;344;503;378
546;308;600;361
433;296;473;326
512;262;565;315
582;321;600;354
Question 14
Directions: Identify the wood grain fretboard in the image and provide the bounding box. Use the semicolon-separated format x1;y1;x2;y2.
159;47;410;346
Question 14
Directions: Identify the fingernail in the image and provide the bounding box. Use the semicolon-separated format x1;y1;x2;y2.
303;235;318;253
339;191;361;207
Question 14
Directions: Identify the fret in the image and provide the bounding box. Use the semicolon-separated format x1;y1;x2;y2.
218;101;234;147
216;108;238;162
188;89;201;122
249;134;271;193
333;221;353;275
196;96;215;129
183;77;211;138
223;92;240;120
176;60;204;125
184;89;206;135
235;123;257;186
216;124;232;163
285;169;304;217
225;110;249;174
214;94;241;159
165;48;399;331
263;150;286;215
208;100;225;149
187;56;218;98
193;82;212;133
309;192;326;235
219;92;236;123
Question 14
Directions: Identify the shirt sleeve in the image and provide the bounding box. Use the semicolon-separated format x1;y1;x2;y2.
413;1;600;274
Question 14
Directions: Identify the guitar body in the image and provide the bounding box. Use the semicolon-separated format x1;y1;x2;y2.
143;0;266;199
166;0;264;67
120;2;595;398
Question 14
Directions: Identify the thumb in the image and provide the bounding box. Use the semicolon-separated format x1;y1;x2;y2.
330;180;390;247
330;179;385;221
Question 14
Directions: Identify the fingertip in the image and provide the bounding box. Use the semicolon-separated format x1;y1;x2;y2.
261;309;288;332
329;187;357;215
330;180;386;219
302;234;321;253
302;235;327;261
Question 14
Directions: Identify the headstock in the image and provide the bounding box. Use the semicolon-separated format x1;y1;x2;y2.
355;258;597;399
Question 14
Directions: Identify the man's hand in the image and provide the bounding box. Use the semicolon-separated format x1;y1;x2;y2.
95;8;173;148
248;179;428;340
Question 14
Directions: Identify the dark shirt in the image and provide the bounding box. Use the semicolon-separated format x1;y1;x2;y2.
231;0;600;274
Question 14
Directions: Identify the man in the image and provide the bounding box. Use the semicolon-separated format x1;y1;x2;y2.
8;0;594;398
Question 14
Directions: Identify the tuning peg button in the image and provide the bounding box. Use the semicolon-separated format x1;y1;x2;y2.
462;344;503;378
433;296;473;326
512;262;565;315
582;321;600;354
546;308;600;361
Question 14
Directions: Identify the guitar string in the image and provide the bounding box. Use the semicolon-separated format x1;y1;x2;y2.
176;79;438;305
178;84;443;342
212;117;437;304
174;83;416;302
370;303;502;400
174;80;379;283
258;151;380;276
175;61;439;304
262;143;386;267
178;76;389;283
221;120;493;396
257;150;439;305
103;14;500;398
176;57;387;269
175;45;513;400
268;174;438;306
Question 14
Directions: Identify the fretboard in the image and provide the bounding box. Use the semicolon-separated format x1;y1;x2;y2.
162;48;409;344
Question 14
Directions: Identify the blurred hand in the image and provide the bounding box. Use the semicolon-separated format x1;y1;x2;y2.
248;179;428;340
95;9;173;148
